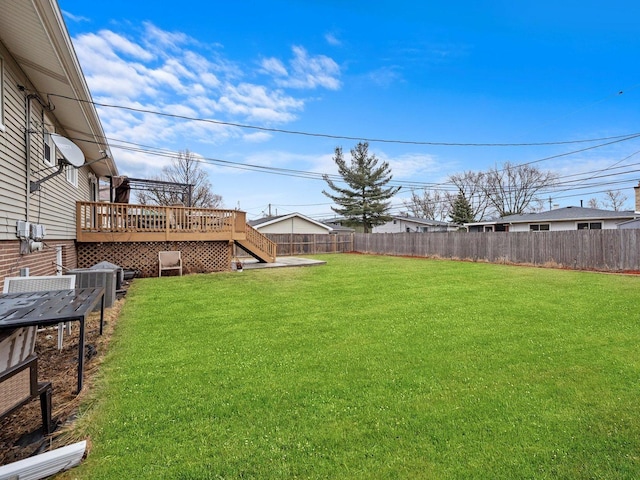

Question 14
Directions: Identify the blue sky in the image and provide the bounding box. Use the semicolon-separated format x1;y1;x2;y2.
58;0;640;219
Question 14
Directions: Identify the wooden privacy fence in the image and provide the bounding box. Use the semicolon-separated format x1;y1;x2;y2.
354;230;640;272
237;233;354;257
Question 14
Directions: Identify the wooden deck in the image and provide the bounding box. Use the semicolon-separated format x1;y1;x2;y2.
76;202;276;262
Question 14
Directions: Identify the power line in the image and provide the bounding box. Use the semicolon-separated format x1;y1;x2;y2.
45;92;640;148
70;130;640;194
56;122;640;211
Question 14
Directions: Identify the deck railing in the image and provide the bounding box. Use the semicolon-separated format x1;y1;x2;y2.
243;224;277;261
76;202;246;243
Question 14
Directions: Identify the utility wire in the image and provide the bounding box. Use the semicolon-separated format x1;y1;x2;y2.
68;130;640;193
45;92;640;148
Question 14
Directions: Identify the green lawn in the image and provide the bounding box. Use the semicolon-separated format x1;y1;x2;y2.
70;254;640;479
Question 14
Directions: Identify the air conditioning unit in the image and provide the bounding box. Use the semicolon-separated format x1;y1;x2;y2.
68;268;117;310
90;261;124;290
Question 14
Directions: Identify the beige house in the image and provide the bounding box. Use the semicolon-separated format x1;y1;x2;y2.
0;0;118;286
249;213;335;234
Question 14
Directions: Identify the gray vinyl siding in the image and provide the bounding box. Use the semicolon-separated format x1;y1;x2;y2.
0;41;91;241
0;46;28;239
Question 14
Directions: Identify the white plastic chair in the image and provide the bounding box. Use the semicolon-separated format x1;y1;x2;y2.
158;251;182;277
3;275;76;350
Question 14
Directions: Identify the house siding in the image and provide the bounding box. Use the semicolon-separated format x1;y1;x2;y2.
508;218;627;232
0;39;91;243
1;45;29;231
373;219;451;233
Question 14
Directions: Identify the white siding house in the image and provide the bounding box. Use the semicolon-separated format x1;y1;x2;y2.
465;206;639;232
249;213;334;234
373;216;457;233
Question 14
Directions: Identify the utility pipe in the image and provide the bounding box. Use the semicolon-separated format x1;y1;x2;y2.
24;94;35;221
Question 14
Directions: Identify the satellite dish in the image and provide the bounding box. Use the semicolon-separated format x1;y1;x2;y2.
51;133;85;168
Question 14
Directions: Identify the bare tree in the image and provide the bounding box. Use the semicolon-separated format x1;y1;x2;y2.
587;197;601;209
602;189;628;211
403;188;450;221
483;162;557;217
529;197;547;213
448;170;492;221
137;150;223;208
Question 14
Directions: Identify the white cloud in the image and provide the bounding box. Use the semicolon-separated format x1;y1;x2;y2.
367;66;403;88
143;22;191;53
260;57;288;77
243;132;272;143
218;83;303;123
274;46;341;90
69;20;344;179
100;30;155;61
324;32;342;46
62;11;90;23
384;152;440;179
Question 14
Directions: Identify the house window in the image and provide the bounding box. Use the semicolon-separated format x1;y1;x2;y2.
44;131;56;166
65;164;78;187
530;224;550;231
577;222;602;230
393;220;397;224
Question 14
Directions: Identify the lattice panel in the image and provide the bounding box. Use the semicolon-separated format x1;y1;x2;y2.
77;241;232;277
0;368;30;415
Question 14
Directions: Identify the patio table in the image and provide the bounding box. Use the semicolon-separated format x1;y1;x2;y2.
0;287;104;393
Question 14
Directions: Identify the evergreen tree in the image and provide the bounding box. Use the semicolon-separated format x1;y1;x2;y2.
450;190;475;225
322;142;400;233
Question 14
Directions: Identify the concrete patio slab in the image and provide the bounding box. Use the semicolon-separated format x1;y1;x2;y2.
240;256;326;270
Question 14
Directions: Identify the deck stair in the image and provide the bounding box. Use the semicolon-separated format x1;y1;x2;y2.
235;224;277;263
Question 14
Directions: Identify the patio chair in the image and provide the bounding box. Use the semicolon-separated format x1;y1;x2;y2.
0;327;53;435
158;251;182;277
3;275;76;350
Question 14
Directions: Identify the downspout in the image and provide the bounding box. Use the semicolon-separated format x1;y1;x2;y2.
24;94;36;221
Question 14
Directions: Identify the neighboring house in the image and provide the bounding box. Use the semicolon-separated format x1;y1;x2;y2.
617;218;640;229
320;217;363;233
322;222;355;234
0;0;118;285
373;216;457;233
249;213;337;234
465;207;639;232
